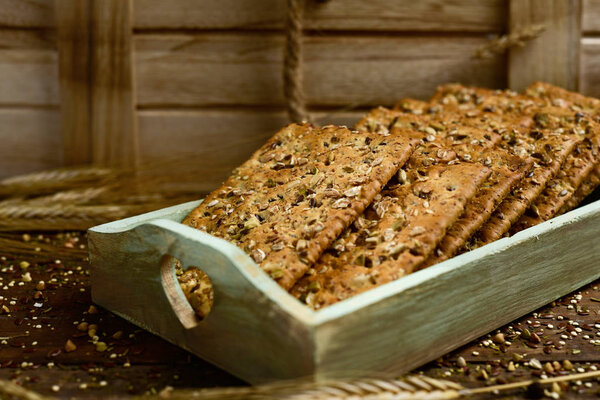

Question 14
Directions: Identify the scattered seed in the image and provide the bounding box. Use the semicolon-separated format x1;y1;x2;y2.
529;358;542;370
493;332;505;344
64;339;77;352
95;342;107;352
563;360;574;370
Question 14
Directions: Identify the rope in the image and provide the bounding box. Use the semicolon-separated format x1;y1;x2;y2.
284;0;310;123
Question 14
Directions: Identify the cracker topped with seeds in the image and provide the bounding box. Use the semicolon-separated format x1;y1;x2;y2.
423;147;533;267
356;106;502;148
428;86;585;245
290;162;491;309
511;107;600;228
183;123;418;290
526;82;600;215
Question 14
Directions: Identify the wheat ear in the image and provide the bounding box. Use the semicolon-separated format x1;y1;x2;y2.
147;370;600;400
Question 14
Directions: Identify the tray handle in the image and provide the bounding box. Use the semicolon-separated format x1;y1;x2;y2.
131;219;311;330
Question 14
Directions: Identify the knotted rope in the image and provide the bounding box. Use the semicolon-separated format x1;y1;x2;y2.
284;0;310;123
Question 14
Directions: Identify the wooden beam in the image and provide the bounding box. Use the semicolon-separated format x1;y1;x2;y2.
54;0;92;165
134;34;505;108
580;38;600;97
0;109;61;179
90;0;138;167
508;0;582;92
132;0;506;33
583;0;600;33
0;0;54;28
137;109;363;192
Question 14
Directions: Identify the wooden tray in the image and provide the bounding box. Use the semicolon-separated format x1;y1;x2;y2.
88;199;600;384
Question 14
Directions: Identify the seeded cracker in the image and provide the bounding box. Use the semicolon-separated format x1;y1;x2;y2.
355;106;502;146
422;147;533;267
358;106;533;265
560;172;600;213
526;82;600;214
183;123;418;290
178;267;213;319
511;108;600;232
291;121;494;307
291;161;491;309
429;84;582;245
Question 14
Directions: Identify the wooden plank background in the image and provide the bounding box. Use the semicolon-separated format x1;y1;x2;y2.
1;0;600;192
508;0;581;92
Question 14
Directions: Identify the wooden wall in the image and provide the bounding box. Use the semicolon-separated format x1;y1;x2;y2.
0;1;59;179
2;0;600;194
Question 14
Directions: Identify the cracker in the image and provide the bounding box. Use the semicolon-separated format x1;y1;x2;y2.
355;106;502;147
428;85;587;244
510;107;600;231
526;81;600;115
394;98;430;115
357;106;534;265
183;123;418;290
290;162;491;309
430;83;542;115
469;133;579;244
559;168;600;213
422;147;533;267
177;267;213;319
512;140;600;232
526;82;600;213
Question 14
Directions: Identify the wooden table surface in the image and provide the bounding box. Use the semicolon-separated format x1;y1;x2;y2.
0;231;599;399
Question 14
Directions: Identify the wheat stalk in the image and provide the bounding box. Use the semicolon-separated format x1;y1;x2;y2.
0;167;115;197
0;379;55;400
0;160;206;231
147;370;600;400
0;233;87;261
0;204;136;231
23;186;111;206
472;24;546;59
2;370;599;400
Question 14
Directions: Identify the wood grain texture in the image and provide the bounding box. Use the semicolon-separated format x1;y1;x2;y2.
0;109;61;179
89;198;600;383
0;28;58;107
132;0;507;32
4;230;600;397
90;211;315;384
138;109;363;192
0;48;58;106
91;0;138;167
55;0;92;165
581;38;600;97
583;0;600;32
135;34;505;107
508;0;582;92
0;0;53;28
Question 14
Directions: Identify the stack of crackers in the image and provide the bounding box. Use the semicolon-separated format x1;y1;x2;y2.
181;82;600;311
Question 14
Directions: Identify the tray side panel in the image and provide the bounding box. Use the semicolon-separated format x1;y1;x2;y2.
89;221;315;384
313;205;600;380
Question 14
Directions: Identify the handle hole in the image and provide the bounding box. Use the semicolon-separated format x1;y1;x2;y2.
160;255;214;328
175;259;214;319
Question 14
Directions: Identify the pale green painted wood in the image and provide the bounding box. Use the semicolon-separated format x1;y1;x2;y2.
89;199;600;383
